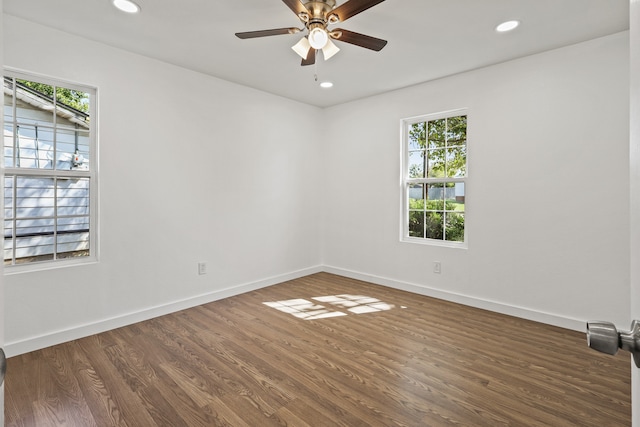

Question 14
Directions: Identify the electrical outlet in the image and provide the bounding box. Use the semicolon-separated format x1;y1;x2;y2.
198;262;207;275
433;261;441;274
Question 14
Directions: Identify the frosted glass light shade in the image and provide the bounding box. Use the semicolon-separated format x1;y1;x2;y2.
322;38;340;60
308;28;329;49
292;37;312;59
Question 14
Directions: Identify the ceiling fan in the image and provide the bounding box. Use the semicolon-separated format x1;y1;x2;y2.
235;0;387;66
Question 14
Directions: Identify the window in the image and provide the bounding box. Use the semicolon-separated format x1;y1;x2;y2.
401;110;467;245
3;72;97;268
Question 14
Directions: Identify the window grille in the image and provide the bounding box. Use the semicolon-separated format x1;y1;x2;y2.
3;73;96;267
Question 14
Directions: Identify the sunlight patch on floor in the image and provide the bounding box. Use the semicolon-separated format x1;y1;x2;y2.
263;294;395;320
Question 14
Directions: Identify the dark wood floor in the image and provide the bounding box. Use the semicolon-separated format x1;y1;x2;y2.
5;272;631;426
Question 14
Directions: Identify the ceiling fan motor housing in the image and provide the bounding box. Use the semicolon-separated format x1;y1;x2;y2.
302;0;338;27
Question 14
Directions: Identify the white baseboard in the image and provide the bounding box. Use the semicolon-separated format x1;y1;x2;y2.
322;265;586;333
4;265;324;357
5;264;586;356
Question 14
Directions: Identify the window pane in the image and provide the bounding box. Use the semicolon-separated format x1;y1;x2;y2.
55;86;90;117
55;85;90;170
445;212;465;242
426;183;444;211
4;176;14;219
75;130;90;170
447;116;467;144
428;119;446;148
426;211;444;240
408;211;424;238
57;231;90;259
4;124;13;168
15;235;55;262
57;216;90;232
4;78;15;167
3;77;14;122
446;145;466;177
409;184;425;209
408;184;425;238
451;183;465;211
427;149;445;178
56;129;76;168
54;129;90;170
15;125;54;169
16;177;55;218
409;122;425;150
444;182;457;208
57;178;90;259
57;178;90;217
408;151;425;178
15;80;55;128
3;220;13;264
16;218;54;237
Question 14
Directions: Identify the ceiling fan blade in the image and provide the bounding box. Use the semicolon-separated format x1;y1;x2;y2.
236;27;301;39
329;0;385;22
301;48;316;66
282;0;307;16
331;29;387;51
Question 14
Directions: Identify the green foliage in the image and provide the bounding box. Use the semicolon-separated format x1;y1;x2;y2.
408;199;464;241
445;213;464;242
408;115;467;178
18;80;90;113
409;198;459;211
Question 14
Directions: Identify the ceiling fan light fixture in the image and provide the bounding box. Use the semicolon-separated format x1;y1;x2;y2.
292;37;312;59
235;0;388;67
308;27;329;49
322;38;340;60
112;0;141;13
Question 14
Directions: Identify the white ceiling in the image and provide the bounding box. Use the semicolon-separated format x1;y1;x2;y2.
3;0;629;108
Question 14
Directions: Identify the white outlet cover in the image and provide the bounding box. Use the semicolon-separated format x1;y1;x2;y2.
198;262;207;275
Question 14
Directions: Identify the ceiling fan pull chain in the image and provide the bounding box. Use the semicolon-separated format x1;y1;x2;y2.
314;54;319;81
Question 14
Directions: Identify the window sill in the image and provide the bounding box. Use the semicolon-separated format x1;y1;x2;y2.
401;236;468;249
4;257;98;275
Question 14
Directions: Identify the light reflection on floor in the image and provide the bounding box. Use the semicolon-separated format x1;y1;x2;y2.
263;294;396;320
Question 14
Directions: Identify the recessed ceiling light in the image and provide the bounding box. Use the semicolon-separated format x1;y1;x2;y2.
112;0;141;13
496;20;520;33
320;81;333;89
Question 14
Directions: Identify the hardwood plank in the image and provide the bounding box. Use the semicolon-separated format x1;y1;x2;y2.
5;272;631;426
75;335;159;426
67;341;131;427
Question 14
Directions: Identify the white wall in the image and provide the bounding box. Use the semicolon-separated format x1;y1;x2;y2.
2;15;631;354
3;15;323;355
322;32;631;330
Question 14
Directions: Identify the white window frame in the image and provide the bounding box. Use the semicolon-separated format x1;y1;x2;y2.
3;69;98;273
400;108;468;248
